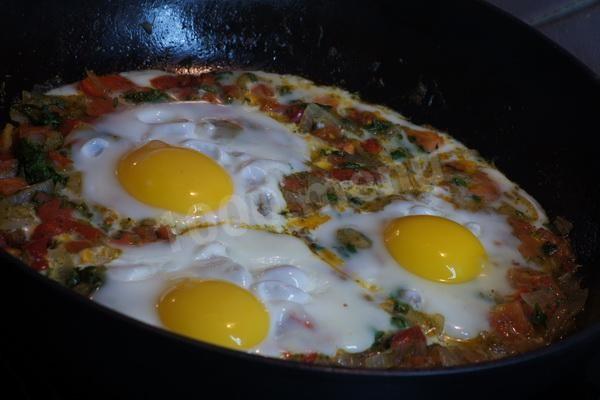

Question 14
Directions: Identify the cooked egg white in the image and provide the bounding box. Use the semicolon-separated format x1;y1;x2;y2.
93;226;391;356
311;192;538;340
68;101;309;231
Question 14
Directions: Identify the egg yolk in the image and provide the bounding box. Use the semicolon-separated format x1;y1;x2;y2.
157;279;269;350
383;215;486;283
116;140;233;215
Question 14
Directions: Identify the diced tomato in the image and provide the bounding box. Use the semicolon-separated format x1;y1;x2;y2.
48;151;72;169
132;226;158;243
64;240;94;253
329;168;355;181
37;198;71;221
509;217;576;272
489;301;534;340
301;353;319;363
345;108;376;126
312;125;342;143
0;177;28;196
508;267;556;293
171;87;198;101
0;158;17;174
313;94;339;107
336;140;356;155
222;84;242;102
259;98;286;114
469;172;500;202
79;74;136;97
391;326;427;354
70;221;103;241
112;232;138;246
156;225;174;241
283;104;305;124
152;75;184;89
25;198;105;269
282;174;306;192
361;138;382;154
113;225;174;246
23;239;50;270
150;74;215;90
250;83;275;98
405;128;444;153
352;169;380;185
444;159;478;174
86;97;116;117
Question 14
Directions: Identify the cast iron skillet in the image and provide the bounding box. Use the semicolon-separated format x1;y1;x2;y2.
1;0;599;398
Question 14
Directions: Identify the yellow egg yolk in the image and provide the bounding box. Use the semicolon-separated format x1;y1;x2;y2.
157;279;269;349
116;140;233;215
383;215;486;283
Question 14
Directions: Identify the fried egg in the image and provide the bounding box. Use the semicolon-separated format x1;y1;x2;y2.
68;101;309;231
93;225;391;356
311;193;537;340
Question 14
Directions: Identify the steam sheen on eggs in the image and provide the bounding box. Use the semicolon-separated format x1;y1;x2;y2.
384;215;487;284
158;279;269;349
117;140;234;215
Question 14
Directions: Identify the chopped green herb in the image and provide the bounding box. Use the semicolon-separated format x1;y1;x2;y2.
327;192;338;203
74;202;94;220
199;84;218;94
66;266;107;296
373;330;386;346
390;147;409;161
236;72;259;88
541;242;558;256
452;177;468;187
471;195;482;203
391;316;409;329
17;140;65;184
13;103;62;128
336;227;372;249
349;197;364;206
341;162;363;170
389;290;411;314
335;244;357;258
366;119;392;134
123;89;170;104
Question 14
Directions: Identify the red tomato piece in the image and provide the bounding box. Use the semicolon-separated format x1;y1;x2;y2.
64;240;94;253
405;128;444;152
312;125;342;143
86;97;115;117
48;151;72;169
330;168;355;181
251;83;275;98
0;177;28;196
391;326;427;353
79;74;136;97
361;138;382;154
489;301;534;340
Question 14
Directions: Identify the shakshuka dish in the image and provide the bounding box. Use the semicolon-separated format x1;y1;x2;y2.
0;70;588;368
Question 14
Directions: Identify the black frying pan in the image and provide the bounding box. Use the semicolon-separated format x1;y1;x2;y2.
1;1;599;398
